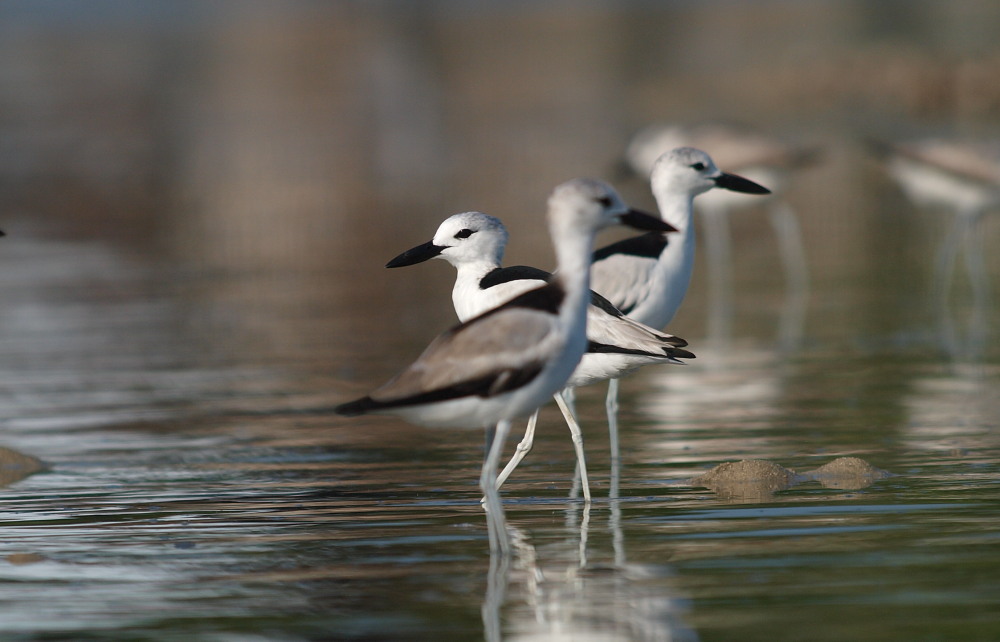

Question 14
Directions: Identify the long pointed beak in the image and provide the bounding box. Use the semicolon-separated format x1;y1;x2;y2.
714;172;771;194
385;240;445;268
619;209;678;233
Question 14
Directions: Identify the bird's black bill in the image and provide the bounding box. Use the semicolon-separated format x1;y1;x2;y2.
619;209;677;233
385;240;445;268
715;172;771;195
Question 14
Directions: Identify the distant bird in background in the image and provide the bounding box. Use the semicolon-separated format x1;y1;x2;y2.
589;147;769;481
335;178;674;554
622;122;817;351
386;211;693;500
869;136;1000;359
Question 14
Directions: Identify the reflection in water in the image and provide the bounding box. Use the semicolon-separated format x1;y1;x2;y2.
636;346;788;462
901;364;1000;455
483;546;511;642
872;137;1000;361
488;502;697;642
622;122;816;352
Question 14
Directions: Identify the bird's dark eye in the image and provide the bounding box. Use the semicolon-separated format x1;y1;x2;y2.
690;162;707;171
596;196;613;207
454;228;475;239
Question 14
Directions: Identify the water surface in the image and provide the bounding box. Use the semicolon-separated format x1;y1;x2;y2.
1;2;1000;640
0;224;997;641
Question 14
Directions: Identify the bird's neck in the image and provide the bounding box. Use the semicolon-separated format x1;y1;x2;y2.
452;260;501;322
653;189;698;283
549;222;595;330
653;189;696;233
636;190;698;328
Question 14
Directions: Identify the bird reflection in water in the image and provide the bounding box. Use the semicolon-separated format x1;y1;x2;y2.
482;500;698;642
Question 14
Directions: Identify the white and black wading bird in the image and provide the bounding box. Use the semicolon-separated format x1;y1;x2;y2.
587;147;770;466
622;125;815;351
385;211;694;500
334;178;674;554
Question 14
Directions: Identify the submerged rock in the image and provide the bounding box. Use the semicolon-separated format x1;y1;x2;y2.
687;456;891;501
0;447;46;488
802;456;893;490
690;459;802;501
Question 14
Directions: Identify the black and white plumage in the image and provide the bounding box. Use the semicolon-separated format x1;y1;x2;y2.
386;211;694;499
588;147;770;465
335;178;673;554
593;147;771;329
623;125;813;349
623;123;814;208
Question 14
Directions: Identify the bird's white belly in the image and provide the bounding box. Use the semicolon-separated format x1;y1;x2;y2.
567;352;664;388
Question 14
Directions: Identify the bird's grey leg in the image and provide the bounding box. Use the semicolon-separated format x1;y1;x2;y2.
481;420;512;555
606;377;622;500
554;390;591;502
494;410;539;491
562;386;577;416
606;378;621;462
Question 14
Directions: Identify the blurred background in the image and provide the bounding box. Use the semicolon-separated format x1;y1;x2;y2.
3;0;998;365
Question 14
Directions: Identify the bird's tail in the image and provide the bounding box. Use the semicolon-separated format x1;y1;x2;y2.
333;396;380;417
666;347;696;361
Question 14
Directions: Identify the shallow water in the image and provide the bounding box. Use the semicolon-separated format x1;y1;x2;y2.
0;227;998;641
2;2;1000;640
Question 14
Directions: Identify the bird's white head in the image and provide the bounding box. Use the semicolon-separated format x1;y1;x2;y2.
386;211;508;269
430;212;508;267
650;147;771;202
546;178;674;238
